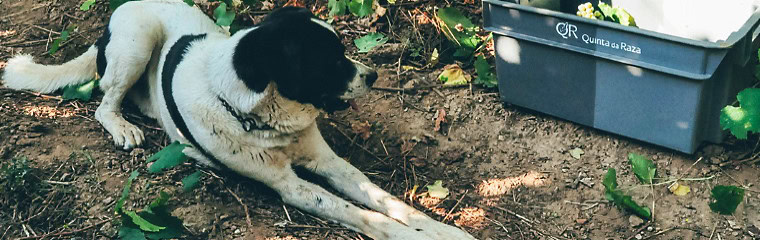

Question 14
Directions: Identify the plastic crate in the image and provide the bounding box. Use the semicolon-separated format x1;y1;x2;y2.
483;0;760;153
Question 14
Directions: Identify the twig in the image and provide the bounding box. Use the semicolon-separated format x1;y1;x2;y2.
372;85;435;92
14;218;112;240
642;227;676;240
15;89;63;100
283;224;347;230
720;169;760;193
226;187;252;227
29;25;61;35
443;190;468;222
0;3;50;21
43;180;74;185
332;126;389;165
283;205;292;222
625;222;652;240
492;205;534;224
709;222;718;240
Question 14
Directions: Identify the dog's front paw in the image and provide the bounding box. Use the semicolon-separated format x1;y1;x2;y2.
108;122;145;150
96;111;145;150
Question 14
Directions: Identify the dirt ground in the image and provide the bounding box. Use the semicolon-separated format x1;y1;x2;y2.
1;0;760;239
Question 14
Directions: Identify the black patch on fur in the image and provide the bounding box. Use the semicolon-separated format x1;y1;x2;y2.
233;7;357;112
162;34;229;171
94;26;111;77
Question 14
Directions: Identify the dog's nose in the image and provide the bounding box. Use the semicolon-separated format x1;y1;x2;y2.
363;71;378;86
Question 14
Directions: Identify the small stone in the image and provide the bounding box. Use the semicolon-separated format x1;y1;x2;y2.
728;220;741;230
498;135;505;141
579;178;594;187
647;226;654;232
576;218;588;225
102;197;114;205
635;234;643;239
629;215;644;227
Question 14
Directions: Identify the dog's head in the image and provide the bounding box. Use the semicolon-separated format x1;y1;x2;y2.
233;7;377;112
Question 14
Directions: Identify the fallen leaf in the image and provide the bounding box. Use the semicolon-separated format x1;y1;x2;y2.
438;64;471;86
569;148;584;159
428;48;439;67
668;182;690;196
628;153;657;184
434;109;447;132
710;185;745;215
426;180;449;199
284;0;305;7
351;121;371;140
354;32;388;53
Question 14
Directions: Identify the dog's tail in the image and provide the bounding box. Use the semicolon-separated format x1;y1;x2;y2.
2;46;98;93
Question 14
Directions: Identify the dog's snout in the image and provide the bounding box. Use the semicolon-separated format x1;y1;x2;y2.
363;71;378;86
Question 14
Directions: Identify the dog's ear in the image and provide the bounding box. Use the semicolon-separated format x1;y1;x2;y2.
233;8;311;95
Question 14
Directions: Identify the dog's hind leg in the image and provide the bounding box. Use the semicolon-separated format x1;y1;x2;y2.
94;29;157;150
287;123;477;240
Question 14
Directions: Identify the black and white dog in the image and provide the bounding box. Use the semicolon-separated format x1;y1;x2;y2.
2;0;475;239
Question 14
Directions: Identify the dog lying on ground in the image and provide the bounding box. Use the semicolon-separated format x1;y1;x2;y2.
2;0;476;239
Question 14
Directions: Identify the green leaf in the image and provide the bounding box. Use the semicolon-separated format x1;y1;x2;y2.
425;180;449;198
720;88;760;139
118;223;147;240
214;2;236;27
328;0;348;17
709;185;745;215
124;211;165;232
183;0;195;6
115;171;139;214
628;153;656;184
143;212;184;240
597;2;637;27
80;0;96;11
145;191;170;214
348;0;373;17
436;7;481;50
474;55;497;88
601;168;651;220
49;25;76;55
62;79;98;101
182;171;203;192
354;33;388;53
110;0;136;10
147;141;189;173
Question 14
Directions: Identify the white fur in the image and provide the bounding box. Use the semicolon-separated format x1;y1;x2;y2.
1;1;476;239
2;47;98;93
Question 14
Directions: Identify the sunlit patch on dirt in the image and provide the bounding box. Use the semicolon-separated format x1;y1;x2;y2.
266;236;299;240
454;207;487;229
417;195;443;208
20;105;79;118
0;29;16;37
477;171;550;197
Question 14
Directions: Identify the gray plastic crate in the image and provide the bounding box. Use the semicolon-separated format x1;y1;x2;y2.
483;0;760;153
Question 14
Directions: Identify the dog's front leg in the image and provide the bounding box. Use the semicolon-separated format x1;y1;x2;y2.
224;150;434;240
287;123;477;240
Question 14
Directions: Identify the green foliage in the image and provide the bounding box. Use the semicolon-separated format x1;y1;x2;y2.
602;168;652;220
474;55;497;88
596;2;637;27
328;0;373;18
214;2;236;27
354;32;388;53
436;7;481;55
0;157;35;196
119;191;184;239
720;88;760;139
348;0;373;17
110;0;138;10
80;0;96;11
183;0;194;6
49;25;77;55
328;0;348;17
709;185;745;215
62;79;99;101
425;180;449;198
115;171;140;214
181;171;203;192
628;153;656;184
147;141;189;173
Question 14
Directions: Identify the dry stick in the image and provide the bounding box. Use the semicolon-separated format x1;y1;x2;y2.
14;218;112;240
642;227;677;240
29;25;61;35
332;126;389;165
283;205;292;222
625;222;652;240
0;4;50;21
226;187;252;227
443;190;468;222
709;222;718;240
720;169;760;193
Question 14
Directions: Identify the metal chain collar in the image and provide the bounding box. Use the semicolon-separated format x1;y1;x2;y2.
217;97;273;132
